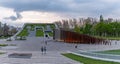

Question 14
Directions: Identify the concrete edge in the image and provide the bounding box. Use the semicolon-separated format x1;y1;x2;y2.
67;51;120;63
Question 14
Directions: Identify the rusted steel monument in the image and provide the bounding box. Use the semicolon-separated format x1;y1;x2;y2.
53;29;109;45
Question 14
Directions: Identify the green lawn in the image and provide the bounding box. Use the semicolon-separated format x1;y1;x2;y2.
0;36;9;39
30;26;35;31
50;24;55;29
94;36;120;40
36;30;44;37
48;32;53;36
96;49;120;55
17;28;28;36
26;24;46;28
17;23;55;37
26;23;55;30
0;44;8;46
62;53;120;64
0;44;16;46
0;52;5;54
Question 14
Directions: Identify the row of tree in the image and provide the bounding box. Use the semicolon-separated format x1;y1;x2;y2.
76;22;120;37
74;16;120;37
55;15;120;37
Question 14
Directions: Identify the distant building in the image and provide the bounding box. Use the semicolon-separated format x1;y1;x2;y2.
0;22;18;37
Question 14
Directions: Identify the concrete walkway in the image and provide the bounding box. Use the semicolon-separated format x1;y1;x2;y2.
1;37;120;64
0;37;81;64
0;51;80;64
28;31;36;37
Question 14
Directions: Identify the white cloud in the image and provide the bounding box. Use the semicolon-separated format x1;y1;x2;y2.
21;11;67;23
1;10;68;27
0;0;120;27
100;0;120;3
0;7;15;19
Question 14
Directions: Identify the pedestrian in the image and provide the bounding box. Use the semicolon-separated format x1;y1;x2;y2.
44;46;47;54
45;41;47;45
41;46;44;55
115;41;117;45
75;44;78;48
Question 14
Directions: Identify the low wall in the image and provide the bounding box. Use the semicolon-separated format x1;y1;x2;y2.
53;29;108;44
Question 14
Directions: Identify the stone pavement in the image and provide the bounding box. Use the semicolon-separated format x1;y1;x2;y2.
28;31;36;37
0;36;120;64
0;51;80;64
0;37;81;64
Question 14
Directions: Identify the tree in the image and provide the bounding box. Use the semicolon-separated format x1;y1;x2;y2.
3;23;9;36
94;22;106;36
100;15;104;22
62;20;69;30
55;21;62;28
74;25;81;33
82;23;93;35
109;22;120;37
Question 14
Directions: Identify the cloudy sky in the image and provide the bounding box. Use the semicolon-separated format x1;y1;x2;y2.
0;0;120;27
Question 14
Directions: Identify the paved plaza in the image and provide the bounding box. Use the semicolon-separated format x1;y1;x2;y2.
0;29;120;64
0;37;81;64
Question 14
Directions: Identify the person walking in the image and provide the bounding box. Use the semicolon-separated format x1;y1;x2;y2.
41;46;44;55
43;46;47;54
75;44;78;48
45;41;47;45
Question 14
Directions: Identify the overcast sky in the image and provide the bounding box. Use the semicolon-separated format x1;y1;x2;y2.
0;0;120;27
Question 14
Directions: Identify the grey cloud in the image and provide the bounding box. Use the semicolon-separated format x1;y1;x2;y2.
0;0;104;13
16;12;22;19
4;12;22;21
0;0;120;17
0;0;72;12
4;16;17;21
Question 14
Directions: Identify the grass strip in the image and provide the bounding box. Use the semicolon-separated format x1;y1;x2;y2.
62;53;120;64
0;44;8;46
48;32;53;36
36;30;44;37
17;29;28;36
94;36;120;40
96;49;120;55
